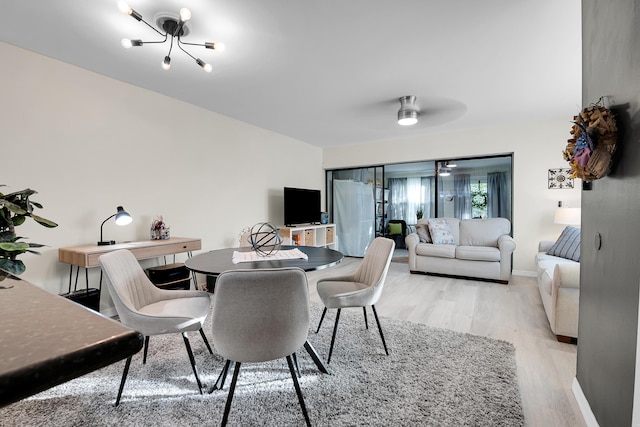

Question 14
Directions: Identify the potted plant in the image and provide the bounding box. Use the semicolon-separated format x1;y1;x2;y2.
416;206;424;220
0;186;58;281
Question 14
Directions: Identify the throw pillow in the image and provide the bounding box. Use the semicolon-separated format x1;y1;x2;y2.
388;222;403;235
547;226;581;262
427;219;456;245
415;224;432;243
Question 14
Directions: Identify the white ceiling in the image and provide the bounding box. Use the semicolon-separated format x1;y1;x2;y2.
0;0;582;148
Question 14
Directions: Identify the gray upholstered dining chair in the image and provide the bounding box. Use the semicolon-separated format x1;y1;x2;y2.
315;237;395;363
211;267;311;427
98;249;213;406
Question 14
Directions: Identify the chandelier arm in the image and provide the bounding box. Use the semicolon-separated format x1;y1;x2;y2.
139;17;166;37
166;34;175;56
177;38;197;60
178;41;207;47
138;36;169;45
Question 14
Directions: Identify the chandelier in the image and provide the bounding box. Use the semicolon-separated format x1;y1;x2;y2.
118;1;224;72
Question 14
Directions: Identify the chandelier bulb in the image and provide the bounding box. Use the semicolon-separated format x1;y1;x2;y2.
196;58;213;72
179;8;192;22
117;1;131;14
162;56;171;70
205;42;226;52
121;39;142;48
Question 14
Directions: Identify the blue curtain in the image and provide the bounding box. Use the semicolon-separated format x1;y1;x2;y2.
487;171;509;219
454;174;471;219
388;178;407;221
421;176;435;218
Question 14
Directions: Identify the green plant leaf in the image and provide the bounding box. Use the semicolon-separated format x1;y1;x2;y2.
0;242;30;252
0;231;16;241
0;258;25;275
4;188;37;199
0;200;27;215
12;215;26;226
31;214;58;228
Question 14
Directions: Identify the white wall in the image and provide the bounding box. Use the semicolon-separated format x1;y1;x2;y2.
1;42;323;308
1;40;580;307
323;121;582;273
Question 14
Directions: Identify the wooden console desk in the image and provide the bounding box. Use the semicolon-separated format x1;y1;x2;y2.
58;237;202;292
59;237;201;268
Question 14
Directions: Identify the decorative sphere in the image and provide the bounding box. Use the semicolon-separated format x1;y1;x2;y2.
248;222;282;256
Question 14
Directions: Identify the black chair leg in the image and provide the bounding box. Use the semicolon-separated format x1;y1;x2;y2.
372;305;389;356
210;359;232;393
363;307;369;329
292;352;301;378
114;356;132;407
315;307;327;333
182;332;203;394
286;355;311;427
221;361;242;427
327;309;341;364
142;336;150;364
199;328;214;354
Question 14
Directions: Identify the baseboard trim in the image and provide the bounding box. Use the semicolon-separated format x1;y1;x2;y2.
572;377;600;427
512;269;536;277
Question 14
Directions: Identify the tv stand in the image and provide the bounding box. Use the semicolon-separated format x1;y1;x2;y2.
278;224;336;249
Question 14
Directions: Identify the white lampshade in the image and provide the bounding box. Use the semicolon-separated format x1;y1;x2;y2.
554;207;581;225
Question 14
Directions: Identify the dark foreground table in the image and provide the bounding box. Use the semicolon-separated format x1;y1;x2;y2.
0;278;143;407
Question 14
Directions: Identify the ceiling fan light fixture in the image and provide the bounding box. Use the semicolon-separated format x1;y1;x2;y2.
439;167;452;176
397;95;419;126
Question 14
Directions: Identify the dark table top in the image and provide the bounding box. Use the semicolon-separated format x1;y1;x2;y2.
185;245;343;275
0;278;143;407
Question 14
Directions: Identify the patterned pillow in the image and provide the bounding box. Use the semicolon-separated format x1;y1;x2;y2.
415;224;432;243
427;219;456;245
547;226;581;262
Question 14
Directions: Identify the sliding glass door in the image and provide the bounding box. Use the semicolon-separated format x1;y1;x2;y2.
326;154;513;256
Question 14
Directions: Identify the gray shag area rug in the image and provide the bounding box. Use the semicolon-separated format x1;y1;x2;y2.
0;303;524;426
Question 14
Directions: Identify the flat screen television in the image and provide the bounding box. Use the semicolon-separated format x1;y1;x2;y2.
284;187;321;226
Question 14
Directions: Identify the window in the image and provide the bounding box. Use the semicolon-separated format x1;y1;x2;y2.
470;181;488;219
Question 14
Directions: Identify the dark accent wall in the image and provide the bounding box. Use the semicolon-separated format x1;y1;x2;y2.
579;1;640;426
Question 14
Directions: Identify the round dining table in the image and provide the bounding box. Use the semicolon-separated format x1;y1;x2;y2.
184;245;343;275
185;245;344;382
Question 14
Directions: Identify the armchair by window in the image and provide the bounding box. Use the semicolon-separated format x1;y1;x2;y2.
386;219;407;249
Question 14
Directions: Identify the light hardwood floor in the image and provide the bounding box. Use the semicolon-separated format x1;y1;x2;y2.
304;256;586;427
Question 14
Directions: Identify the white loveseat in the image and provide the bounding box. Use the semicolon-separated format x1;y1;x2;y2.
405;218;516;284
535;240;580;342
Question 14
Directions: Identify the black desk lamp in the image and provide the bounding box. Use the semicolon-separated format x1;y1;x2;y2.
98;206;133;246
